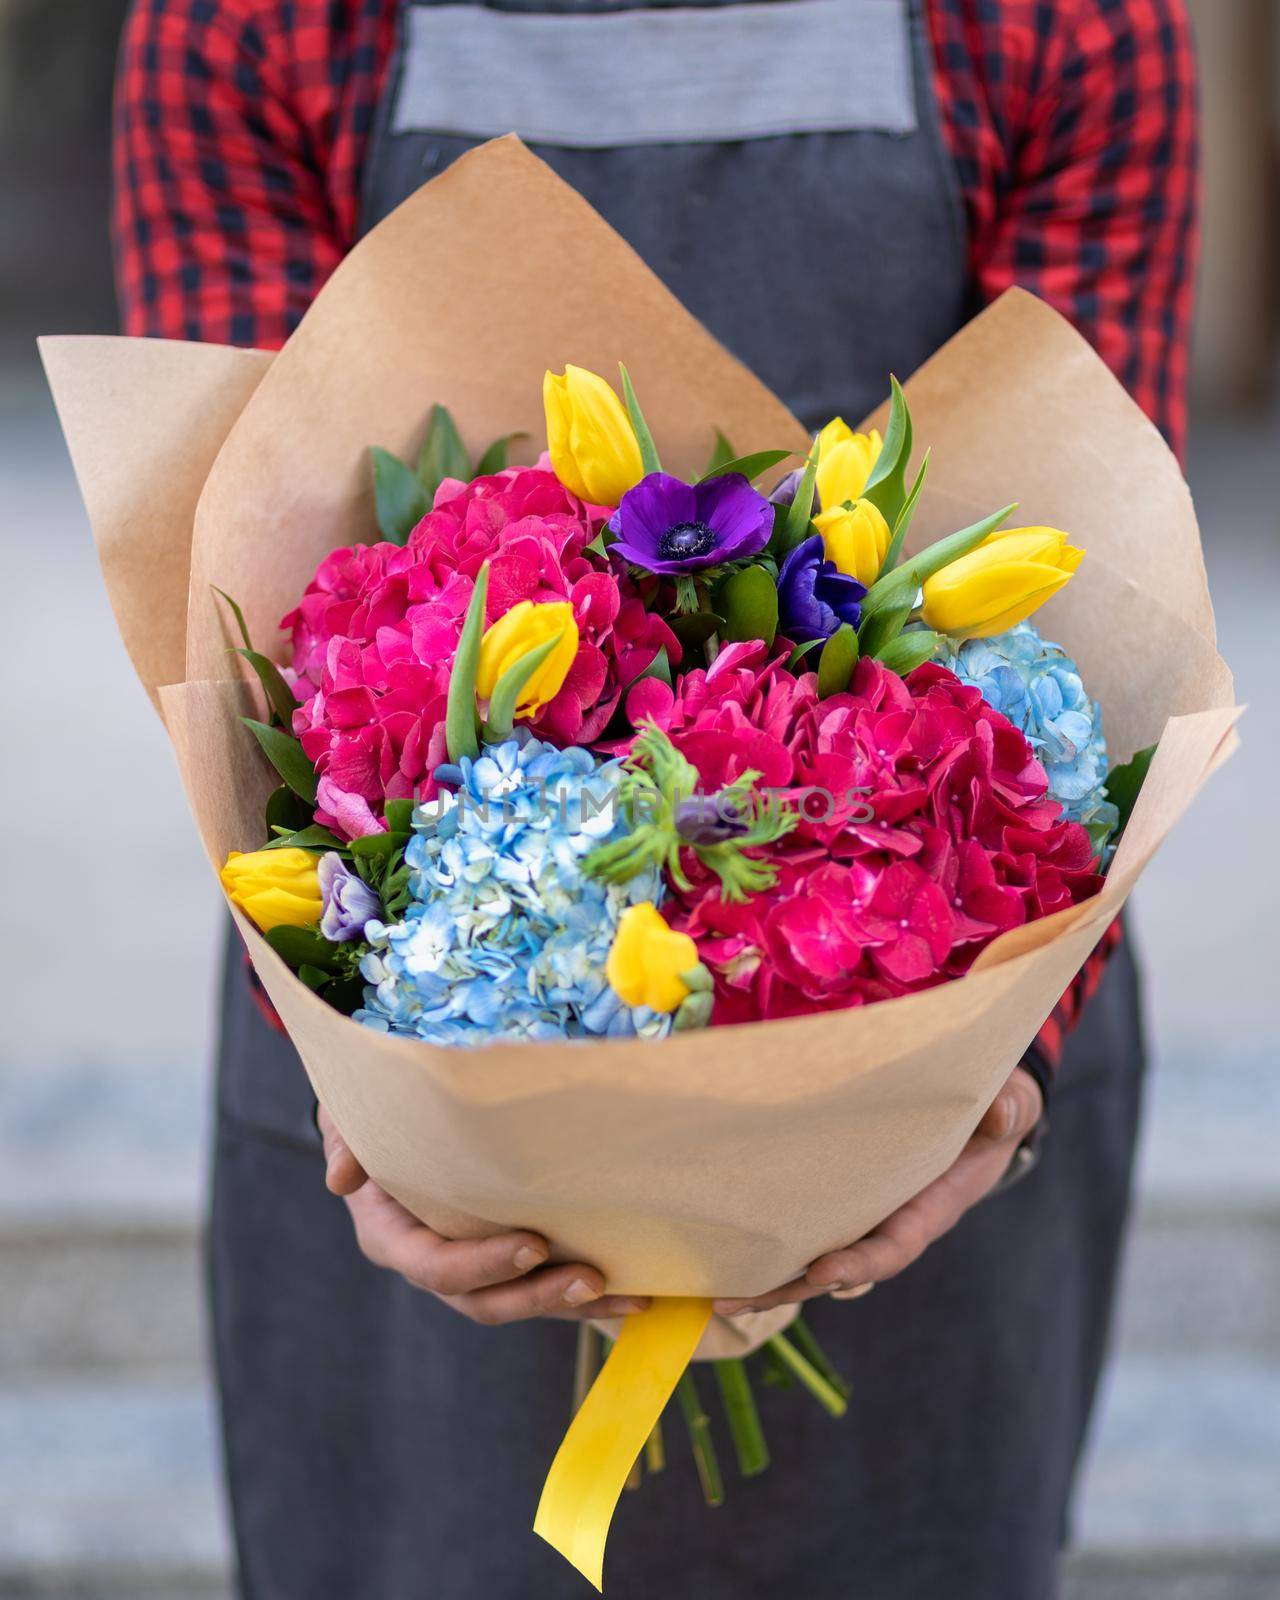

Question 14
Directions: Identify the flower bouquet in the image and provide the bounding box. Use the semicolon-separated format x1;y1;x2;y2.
44;139;1238;1590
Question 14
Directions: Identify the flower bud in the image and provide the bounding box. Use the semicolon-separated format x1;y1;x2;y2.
920;526;1084;639
543;365;644;506
220;847;323;934
476;600;579;715
814;497;891;586
814;418;882;512
606;902;700;1014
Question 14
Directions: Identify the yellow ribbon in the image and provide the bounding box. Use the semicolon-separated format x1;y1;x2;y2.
534;1296;713;1590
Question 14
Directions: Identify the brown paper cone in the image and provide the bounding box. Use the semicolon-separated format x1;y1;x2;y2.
44;140;1239;1360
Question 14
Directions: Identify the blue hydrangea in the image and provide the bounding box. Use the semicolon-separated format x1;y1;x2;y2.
935;622;1119;839
354;737;670;1046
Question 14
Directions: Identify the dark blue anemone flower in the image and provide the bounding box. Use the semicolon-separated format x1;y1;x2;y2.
777;533;867;641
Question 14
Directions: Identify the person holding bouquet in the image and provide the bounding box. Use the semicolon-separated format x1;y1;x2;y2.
111;1;1198;1595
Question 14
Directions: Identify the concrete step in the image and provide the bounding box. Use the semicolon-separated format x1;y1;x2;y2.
4;1200;1276;1380
1062;1560;1280;1600
1;1358;1277;1594
0;1225;205;1381
0;1380;230;1586
1076;1357;1280;1555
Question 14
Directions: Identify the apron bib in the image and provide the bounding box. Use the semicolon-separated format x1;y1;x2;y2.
359;0;969;429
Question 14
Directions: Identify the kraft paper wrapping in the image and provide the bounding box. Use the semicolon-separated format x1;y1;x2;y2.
43;140;1239;1361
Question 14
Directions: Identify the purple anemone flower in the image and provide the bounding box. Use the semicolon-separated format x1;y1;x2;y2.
608;472;773;575
318;852;381;943
777;534;867;642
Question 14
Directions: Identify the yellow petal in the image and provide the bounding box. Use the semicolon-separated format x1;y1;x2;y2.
922;562;1073;638
543;366;644;507
535;1297;713;1591
606;903;698;1014
972;525;1081;569
814;425;881;511
477;600;580;713
220;847;323;933
814;499;890;586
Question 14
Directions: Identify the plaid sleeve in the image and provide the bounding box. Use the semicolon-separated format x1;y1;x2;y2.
931;0;1201;462
112;0;391;349
930;0;1199;1086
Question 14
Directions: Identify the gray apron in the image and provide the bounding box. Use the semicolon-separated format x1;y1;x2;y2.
211;5;1146;1595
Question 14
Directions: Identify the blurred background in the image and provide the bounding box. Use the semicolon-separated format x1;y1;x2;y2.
1;2;1277;1596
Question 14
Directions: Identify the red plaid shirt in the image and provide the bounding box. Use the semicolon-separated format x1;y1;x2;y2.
114;0;1198;1077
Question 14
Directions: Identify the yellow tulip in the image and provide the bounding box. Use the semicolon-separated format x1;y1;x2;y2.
815;418;882;511
543;365;645;506
814;497;891;586
220;847;323;935
920;526;1084;638
476;600;580;715
606;903;699;1015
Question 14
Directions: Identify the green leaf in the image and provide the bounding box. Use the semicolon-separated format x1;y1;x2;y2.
860;376;913;529
445;563;489;763
880;448;931;575
702;427;737;476
234;647;298;727
323;974;369;1015
876;628;941;676
1105;743;1158;837
296;963;330;992
350;831;403;864
262;823;345;852
416;403;472;499
474;431;527;477
213;586;253;651
242;718;318;804
697;449;791;485
371;446;429;545
265;924;342;973
618;363;661;475
777;439;819;557
383;798;415;833
668;612;725;652
785;637;825;671
857;599;914;660
630;645;671;689
265;784;312;836
482;633;563;743
817;624;858;698
717;565;778;647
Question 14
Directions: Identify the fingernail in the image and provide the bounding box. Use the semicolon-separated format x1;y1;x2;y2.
994;1095;1017;1137
324;1150;343;1187
513;1245;546;1273
563;1278;599;1307
830;1281;875;1301
713;1301;755;1316
612;1298;650;1314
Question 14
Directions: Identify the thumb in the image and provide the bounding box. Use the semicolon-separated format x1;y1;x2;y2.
976;1067;1043;1143
317;1102;369;1195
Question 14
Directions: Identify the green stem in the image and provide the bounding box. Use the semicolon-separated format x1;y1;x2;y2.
676;1370;725;1507
788;1315;852;1404
644;1417;666;1476
572;1323;601;1415
713;1359;771;1477
766;1332;848;1419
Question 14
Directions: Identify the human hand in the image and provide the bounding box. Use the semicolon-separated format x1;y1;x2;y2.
317;1104;650;1325
713;1066;1044;1315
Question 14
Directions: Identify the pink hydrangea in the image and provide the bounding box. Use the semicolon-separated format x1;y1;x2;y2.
643;651;1102;1021
282;467;678;838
